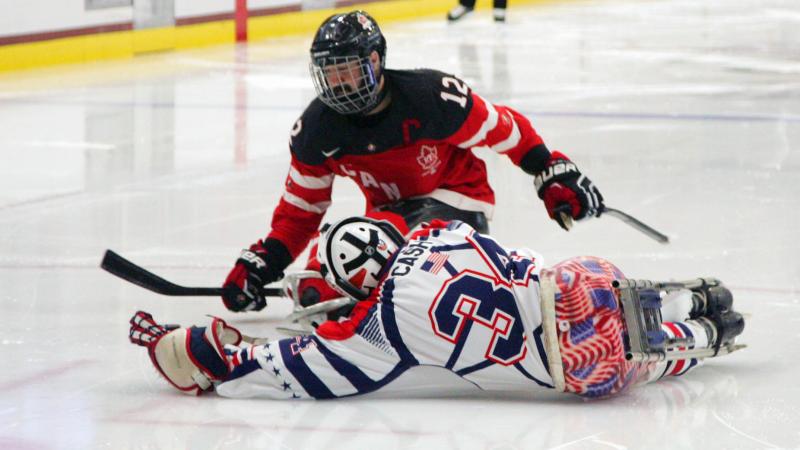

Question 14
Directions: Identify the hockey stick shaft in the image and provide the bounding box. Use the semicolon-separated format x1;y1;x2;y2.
101;249;285;297
556;205;669;244
600;206;670;244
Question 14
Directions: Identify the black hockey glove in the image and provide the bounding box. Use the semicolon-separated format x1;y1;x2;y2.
222;238;292;312
534;151;604;230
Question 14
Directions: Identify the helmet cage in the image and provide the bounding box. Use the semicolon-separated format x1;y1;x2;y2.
309;11;386;115
319;217;405;300
310;54;381;115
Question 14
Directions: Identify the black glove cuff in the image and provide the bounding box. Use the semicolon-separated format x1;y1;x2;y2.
519;144;551;175
260;238;293;274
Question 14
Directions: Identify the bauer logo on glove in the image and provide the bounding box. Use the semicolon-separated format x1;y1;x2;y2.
534;151;604;230
240;250;267;269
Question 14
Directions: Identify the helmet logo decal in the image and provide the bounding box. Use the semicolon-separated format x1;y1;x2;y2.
356;13;372;29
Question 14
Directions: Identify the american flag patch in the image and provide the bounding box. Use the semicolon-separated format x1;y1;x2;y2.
422;252;449;275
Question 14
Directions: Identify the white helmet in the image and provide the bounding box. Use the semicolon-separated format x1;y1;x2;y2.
317;216;405;300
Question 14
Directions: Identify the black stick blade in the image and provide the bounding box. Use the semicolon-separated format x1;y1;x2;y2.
100;250;284;298
101;250;224;296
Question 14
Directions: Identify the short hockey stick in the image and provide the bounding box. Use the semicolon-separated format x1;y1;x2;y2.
101;249;285;297
557;205;670;244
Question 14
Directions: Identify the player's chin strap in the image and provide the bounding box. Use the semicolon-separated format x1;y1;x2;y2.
538;271;566;392
278;271;357;336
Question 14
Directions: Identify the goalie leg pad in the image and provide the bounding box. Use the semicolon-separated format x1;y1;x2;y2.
130;311;243;395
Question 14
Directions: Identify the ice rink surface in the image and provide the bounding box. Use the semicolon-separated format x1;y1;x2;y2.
1;0;799;448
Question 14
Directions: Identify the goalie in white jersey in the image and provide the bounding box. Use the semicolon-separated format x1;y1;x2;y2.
129;216;745;399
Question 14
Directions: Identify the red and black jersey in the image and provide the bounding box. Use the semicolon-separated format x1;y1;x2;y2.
268;68;549;259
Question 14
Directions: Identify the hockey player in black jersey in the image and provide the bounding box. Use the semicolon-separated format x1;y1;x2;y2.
222;11;605;316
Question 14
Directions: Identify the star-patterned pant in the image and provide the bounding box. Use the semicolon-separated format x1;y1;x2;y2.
215;326;405;400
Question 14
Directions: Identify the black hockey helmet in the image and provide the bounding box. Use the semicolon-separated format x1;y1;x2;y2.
309;11;387;115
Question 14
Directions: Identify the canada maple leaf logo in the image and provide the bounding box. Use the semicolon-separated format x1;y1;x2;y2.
417;145;442;176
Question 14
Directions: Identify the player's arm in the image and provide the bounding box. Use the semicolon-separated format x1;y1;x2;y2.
442;78;604;229
267;156;334;258
129;308;404;399
221;154;334;312
484;102;603;229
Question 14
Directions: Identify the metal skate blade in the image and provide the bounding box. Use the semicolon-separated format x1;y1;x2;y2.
719;343;747;356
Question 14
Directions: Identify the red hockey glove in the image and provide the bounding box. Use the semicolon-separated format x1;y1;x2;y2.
222;239;291;312
534;151;604;230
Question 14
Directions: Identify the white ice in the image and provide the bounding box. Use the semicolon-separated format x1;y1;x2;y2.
1;0;798;448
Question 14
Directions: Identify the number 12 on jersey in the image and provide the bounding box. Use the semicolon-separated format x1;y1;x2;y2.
440;76;469;108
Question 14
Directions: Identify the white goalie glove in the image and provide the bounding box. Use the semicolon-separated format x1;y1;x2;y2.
129;311;244;395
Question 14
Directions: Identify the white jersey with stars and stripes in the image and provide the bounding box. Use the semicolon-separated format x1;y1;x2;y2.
216;221;555;399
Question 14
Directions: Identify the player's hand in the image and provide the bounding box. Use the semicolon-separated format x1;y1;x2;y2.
129;311;179;347
222;240;287;312
534;151;604;231
297;277;356;322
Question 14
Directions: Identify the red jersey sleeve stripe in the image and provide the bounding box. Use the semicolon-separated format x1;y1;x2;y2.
289;166;333;189
447;92;490;147
498;107;545;164
457;94;499;149
488;108;522;154
266;155;334;257
281;156;334;213
286;177;333;204
282;192;331;214
283;161;333;213
480;106;515;151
